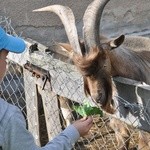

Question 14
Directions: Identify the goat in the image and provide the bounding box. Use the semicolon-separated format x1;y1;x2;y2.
33;0;150;149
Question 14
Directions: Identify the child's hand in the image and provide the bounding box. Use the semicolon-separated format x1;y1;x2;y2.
72;116;93;137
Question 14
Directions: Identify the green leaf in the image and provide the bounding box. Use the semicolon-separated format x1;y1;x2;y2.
73;103;103;117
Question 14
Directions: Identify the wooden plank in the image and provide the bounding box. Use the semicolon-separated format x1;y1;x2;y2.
23;69;41;145
37;86;62;140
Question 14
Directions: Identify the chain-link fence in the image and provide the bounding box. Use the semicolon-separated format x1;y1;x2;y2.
0;16;150;150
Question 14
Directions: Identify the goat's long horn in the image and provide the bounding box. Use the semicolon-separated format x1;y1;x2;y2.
33;5;82;56
83;0;110;52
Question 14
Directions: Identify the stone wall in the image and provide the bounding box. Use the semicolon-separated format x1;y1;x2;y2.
0;0;150;46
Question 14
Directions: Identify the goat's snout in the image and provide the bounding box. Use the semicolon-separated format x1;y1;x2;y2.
91;92;104;104
96;93;102;103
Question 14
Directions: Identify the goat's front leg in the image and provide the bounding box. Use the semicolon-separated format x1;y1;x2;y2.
109;118;130;150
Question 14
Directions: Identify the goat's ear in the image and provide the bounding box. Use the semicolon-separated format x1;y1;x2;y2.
59;40;86;55
109;35;125;49
58;43;73;52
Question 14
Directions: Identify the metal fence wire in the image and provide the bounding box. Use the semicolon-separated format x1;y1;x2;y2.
0;16;150;150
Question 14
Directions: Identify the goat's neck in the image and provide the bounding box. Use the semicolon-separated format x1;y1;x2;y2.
109;48;149;84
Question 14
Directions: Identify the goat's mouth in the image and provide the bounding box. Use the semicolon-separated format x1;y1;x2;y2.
104;99;116;114
91;94;116;114
90;92;106;107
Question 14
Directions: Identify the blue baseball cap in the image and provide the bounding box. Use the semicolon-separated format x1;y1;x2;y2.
0;27;26;53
